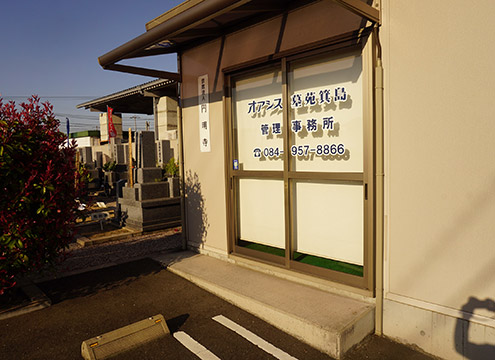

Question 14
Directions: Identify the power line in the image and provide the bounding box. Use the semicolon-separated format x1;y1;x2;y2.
55;112;154;120
61;122;97;126
2;95;99;99
54;114;100;120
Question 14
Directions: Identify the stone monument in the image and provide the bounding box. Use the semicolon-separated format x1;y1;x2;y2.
78;146;100;190
120;131;181;231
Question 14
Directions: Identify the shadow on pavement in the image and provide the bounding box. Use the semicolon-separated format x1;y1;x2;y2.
344;335;434;360
38;258;162;304
166;313;190;333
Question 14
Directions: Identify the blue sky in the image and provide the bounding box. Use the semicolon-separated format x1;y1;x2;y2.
0;0;184;131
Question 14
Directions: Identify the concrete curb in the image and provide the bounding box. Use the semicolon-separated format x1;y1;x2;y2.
0;280;51;321
158;252;375;359
30;248;184;284
166;265;346;356
75;226;181;247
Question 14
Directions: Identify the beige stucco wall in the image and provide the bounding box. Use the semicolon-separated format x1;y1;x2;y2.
180;1;365;255
181;99;228;252
382;0;495;358
181;36;228;252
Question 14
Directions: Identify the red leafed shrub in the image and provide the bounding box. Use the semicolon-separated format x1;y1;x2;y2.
0;96;86;294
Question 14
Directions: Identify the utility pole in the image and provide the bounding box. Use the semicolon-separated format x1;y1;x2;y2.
129;115;139;132
128;128;133;188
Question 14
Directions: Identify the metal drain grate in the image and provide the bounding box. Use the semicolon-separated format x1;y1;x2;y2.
81;314;170;359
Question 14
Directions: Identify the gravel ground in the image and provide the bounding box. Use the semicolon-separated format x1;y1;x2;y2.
31;228;183;282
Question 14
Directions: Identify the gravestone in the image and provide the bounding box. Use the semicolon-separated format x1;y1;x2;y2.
79;146;99;189
80;147;93;164
135;131;162;183
156;140;174;167
95;152;103;168
120;131;181;231
113;144;126;165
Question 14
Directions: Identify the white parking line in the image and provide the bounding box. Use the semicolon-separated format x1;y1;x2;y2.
173;331;221;360
212;315;298;360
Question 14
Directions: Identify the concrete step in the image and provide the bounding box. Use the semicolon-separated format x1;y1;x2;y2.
152;251;375;359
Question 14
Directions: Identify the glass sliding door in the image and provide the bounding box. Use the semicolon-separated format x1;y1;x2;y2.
287;51;367;281
227;40;374;289
288;53;364;173
230;67;286;263
232;68;284;172
237;178;285;257
292;180;364;277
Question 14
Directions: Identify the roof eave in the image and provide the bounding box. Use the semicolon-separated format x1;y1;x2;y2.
97;0;380;77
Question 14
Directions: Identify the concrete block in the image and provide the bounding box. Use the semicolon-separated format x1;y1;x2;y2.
157;96;178;115
122;186;137;201
341;308;375;354
383;299;495;359
159;129;178;140
81;314;169;360
383;299;433;354
431;311;464;360
464;319;495;359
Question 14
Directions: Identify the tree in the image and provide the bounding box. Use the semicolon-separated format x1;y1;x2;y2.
164;157;179;177
0;96;86;294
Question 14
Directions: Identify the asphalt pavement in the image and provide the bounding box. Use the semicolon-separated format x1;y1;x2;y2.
0;258;332;360
0;257;434;360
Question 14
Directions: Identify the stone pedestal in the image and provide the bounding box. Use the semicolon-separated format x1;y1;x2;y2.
87;169;101;190
104;171;119;185
121;183;180;231
137;168;162;183
120;197;181;232
168;177;180;198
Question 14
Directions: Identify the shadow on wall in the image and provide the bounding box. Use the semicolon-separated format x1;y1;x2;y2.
185;170;209;246
455;297;495;359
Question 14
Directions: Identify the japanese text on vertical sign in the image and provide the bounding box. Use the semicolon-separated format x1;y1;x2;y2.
198;75;211;152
